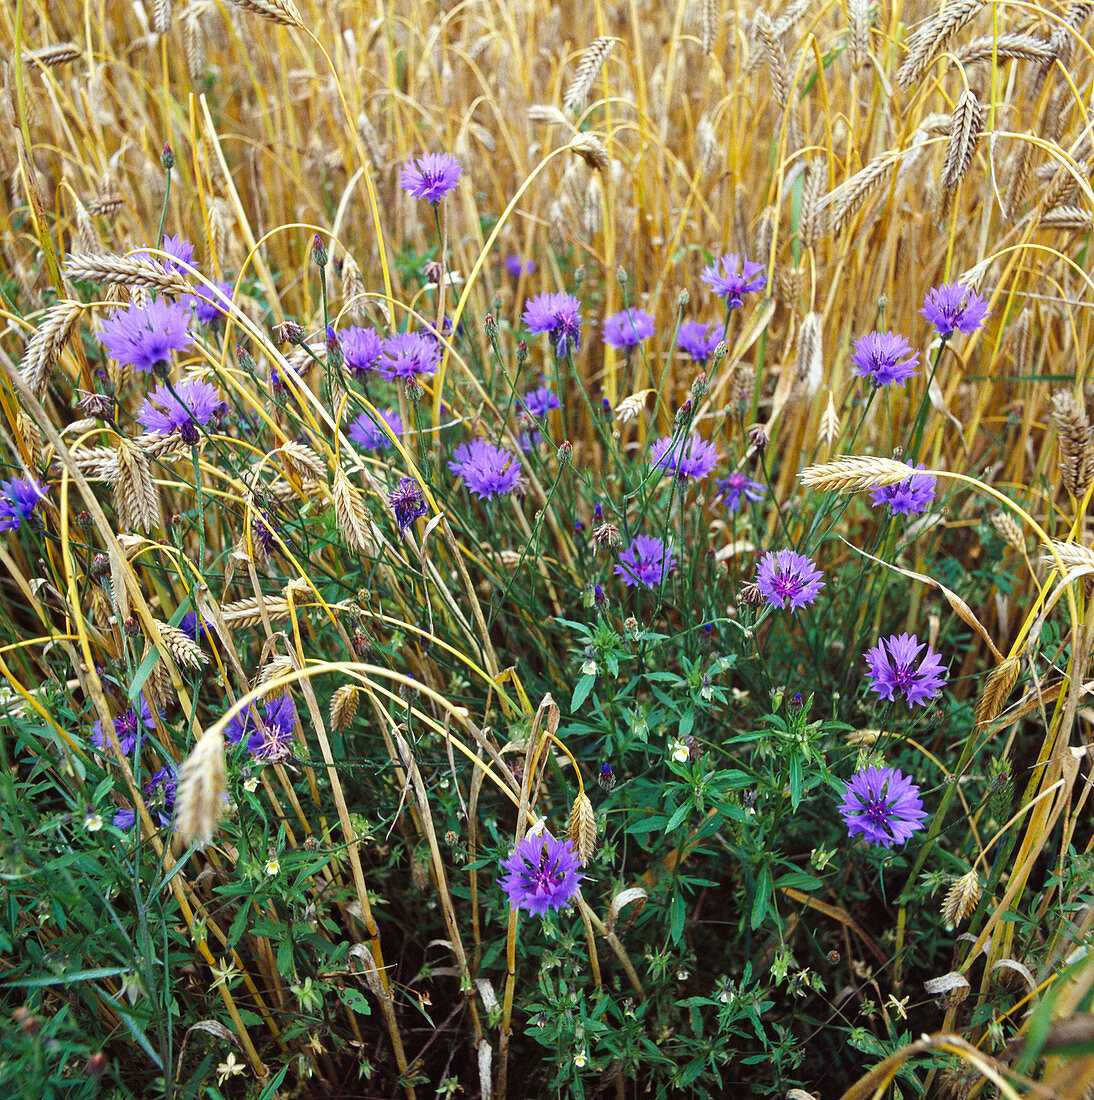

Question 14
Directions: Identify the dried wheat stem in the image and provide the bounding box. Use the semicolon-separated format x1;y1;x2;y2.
332;468;372;554
23;43;82;67
976;654;1022;727
941;871;981;925
818;150;905;237
152;620;208;669
1042;538;1094;572
568;792;597;863
989;511;1025;551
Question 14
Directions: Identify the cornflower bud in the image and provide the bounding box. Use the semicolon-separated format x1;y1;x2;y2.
312;234;328;267
673;399;692;432
161;142;175;170
516;339;528;367
592;522;621;548
557;440;573;465
273;320;305;345
484;313;498;343
325;325;344;369
691;373;708;400
236;345;256;374
616;265;628;286
678;289;690;308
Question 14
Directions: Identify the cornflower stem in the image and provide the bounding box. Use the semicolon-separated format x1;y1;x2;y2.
904;338;949;465
156;161;171;251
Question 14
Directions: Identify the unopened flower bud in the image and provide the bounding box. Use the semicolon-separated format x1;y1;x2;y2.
85;1052;108;1079
423;259;443;284
746;423;770;452
90;553;109;581
325;325;343;369
673;399;692;431
516;339;528;367
691;373;707;400
484;313;498;342
311;234;328;267
123;617;140;638
712;341;728;366
616;265;628;286
404;378;423;404
592;522;621;549
75;510;92;532
574;265;585;286
235;345;256;374
678;289;690;308
161;142;175;170
273;320;305;345
557;440;573;465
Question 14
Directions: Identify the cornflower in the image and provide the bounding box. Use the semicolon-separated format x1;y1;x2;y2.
650;434;722;482
0;477;48;531
755;549;824;611
91;694;156;755
839;766;928;848
380;332;440;380
523;385;561;419
341;326;386;376
184;280;233;326
864;633;947;707
920;282;991;337
399;152;463;203
850;331;920;388
613;535;678;589
98;298;194;374
715;472;766;512
114;766;177;830
522;292;583;358
499;832;584;915
504;255;535;278
448;440;522;499
135;233;195;274
226;695;297;762
700;254;766;309
602;307;656;349
349;409;403;451
137;379;224;441
389;478;428;532
868;462;936;516
677;321;720;363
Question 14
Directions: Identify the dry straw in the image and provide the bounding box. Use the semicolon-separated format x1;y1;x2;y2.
800;455;918;493
175;725;228;848
563;37;616;113
1050;390;1094;499
941;871;981;925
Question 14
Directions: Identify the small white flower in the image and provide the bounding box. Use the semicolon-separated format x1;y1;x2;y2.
216;1052;245;1086
243;776;259;793
85;812;103;832
265;857;280;876
669;739;689;764
573;1050;588;1069
581;658;598;676
676;968;690;981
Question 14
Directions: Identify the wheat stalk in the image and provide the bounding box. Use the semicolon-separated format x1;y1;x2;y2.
940;90;984;192
113;440;159;533
975;654;1021;727
567;792;597;863
793;312;823;398
567;132;609;173
896;0;984;91
615;390;653;424
800;455;919;493
151;0;172;34
989;511;1025;551
1040;205;1094;230
19;300;84;396
175;725;227;848
332;468;372;554
278;440;326;482
23;43;82;67
953;32;1054;66
220;595;292;627
1050;390;1094;499
152;620;207;669
87;178;124;218
330;685;361;733
818;150;906;237
799;159;826;248
847;0;871;69
64;253;192;295
819;392;840;445
699;0;718;54
1042;538;1094;572
563;37;616;113
229;0;302;28
941;871;981;925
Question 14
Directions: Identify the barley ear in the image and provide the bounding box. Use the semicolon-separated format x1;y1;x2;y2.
941;871;981;925
1051;390;1094;499
567;792;597;864
975;654;1021;728
330;684;361;733
175;725;227;849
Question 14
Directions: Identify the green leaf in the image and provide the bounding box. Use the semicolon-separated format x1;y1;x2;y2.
336;986;371;1015
789;753;803;809
775;871;823;891
664;798;693;833
750;862;772;931
227;898;254;948
669;891;687;944
571;674;596;712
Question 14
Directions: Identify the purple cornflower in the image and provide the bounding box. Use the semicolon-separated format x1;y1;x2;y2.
519;429;543;453
613;535;678;589
504;255;535;278
0;477;48;531
700;254;767;309
522;291;583;358
715;472;766;512
98;298;194;374
524;385;561;419
869;462;937;516
499;831;584;915
349;408;403;451
650;434;722;482
850;331;920;388
340;326;386;377
678;320;720;363
389;477;428;532
381;332;440;380
449;440;522;499
179;610;211;642
839;765;928;848
602;307;656;349
114;766;177;831
91;694;156;755
864;632;947;707
184;280;233;326
137;378;224;440
920;282;991;337
226;695;297;762
135;233;195;275
755;549;824;611
399;152;463;203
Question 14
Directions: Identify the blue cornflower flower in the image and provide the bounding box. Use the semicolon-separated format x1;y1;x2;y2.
91;694;156;755
184;280;234;326
678;321;720;363
613;535;678;589
499;831;583;915
389;478;428;533
522;292;583;358
114;766;177;831
864;632;947;707
602;307;656;349
868;462;937;516
700;254;767;309
715;472;766;512
226;695;297;762
399;153;463;203
524;386;561;419
349;408;403;451
449;440;522;499
380;332;440;380
137;379;224;439
850;331;920;388
920;282;990;337
755;549;824;611
341;326;386;376
0;477;48;531
98;298;194;374
839;766;928;848
649;434;722;482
